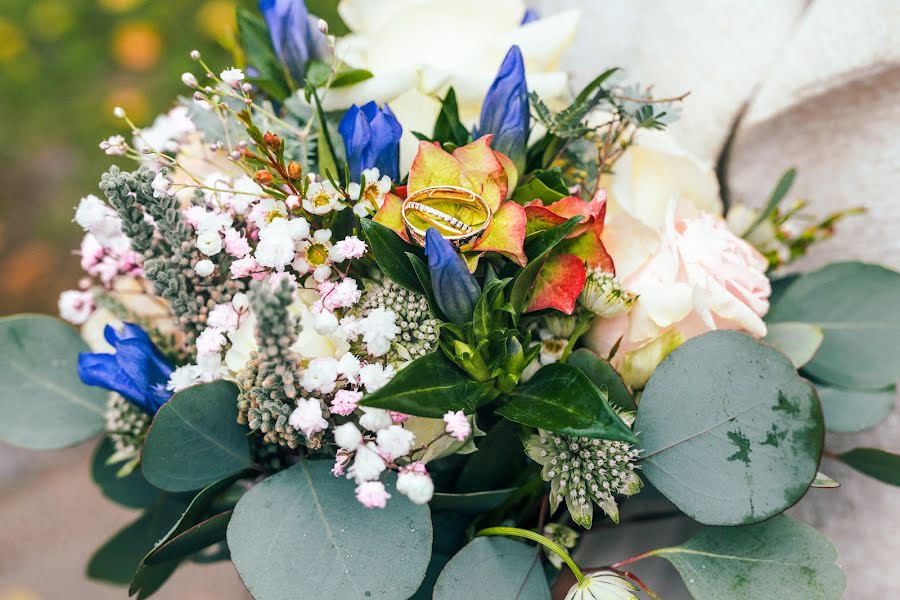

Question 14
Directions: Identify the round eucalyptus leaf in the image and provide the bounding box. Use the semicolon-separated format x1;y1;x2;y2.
767;262;900;389
227;460;432;599
656;516;845;599
636;330;823;525
141;381;251;492
91;437;160;509
819;385;895;433
433;537;550;600
0;315;106;449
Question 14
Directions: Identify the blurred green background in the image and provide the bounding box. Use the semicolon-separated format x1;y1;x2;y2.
0;0;251;316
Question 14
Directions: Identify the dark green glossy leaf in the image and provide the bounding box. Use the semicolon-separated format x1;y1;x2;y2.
362;352;495;417
141;381;252;492
0;315;106;449
836;448;900;486
146;511;232;565
432;88;472;148
331;67;374;88
361;218;425;293
510;217;583;315
228;460;432;599
567;348;635;411
656;516;844;599
511;171;568;205
430;488;516;515
767;262;900;389
819;385;895;433
496;363;637;443
91;437;160;509
236;9;290;100
636;330;823;526
433;537;549;600
454;419;528;493
473;278;511;340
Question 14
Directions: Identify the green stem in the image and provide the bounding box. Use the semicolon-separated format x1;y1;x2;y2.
477;526;586;585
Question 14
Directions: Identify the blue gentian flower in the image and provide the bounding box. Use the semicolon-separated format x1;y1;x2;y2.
78;323;174;415
521;8;539;24
258;0;329;83
477;45;529;175
424;228;481;326
338;101;403;182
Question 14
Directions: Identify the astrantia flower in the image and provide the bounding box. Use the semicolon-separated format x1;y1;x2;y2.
564;571;639;600
525;429;642;528
396;462;434;505
356;480;391;508
288;397;329;438
579;271;636;318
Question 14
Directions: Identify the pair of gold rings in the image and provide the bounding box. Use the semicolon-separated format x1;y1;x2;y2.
401;186;492;247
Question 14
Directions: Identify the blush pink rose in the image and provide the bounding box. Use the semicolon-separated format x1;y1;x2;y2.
587;200;771;373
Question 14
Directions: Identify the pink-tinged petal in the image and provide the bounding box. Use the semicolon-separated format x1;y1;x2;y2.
374;193;408;241
543;189;609;237
408;141;462;193
468;202;527;266
494;150;519;198
452;135;508;211
524;205;567;236
558;231;616;273
526;253;587;314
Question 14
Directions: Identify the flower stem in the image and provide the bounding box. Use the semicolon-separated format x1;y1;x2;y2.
477;526;586;585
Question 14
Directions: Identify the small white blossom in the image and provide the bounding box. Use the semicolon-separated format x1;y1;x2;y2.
357;307;399;357
334;423;363;450
74;195;122;245
579;271;636;318
443;410;471;442
151;171;172;198
220;67;245;86
288;398;328;438
359;407;393;432
194;259;215;277
376;425;415;460
255;218;296;270
231;292;250;312
396;465;434;505
166;364;203;392
348;168;391;215
58;290;94;325
303;181;343;215
359;363;395;393
196;230;223;256
300;357;340;395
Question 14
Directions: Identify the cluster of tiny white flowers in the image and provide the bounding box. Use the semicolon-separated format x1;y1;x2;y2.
578;271;635;318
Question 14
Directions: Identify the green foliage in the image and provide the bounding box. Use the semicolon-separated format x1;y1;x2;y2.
567;348;635;411
433;537;550;600
635;330;823;526
428;88;472;149
91;437;160;509
236;8;290;99
430;489;517;515
835;448;900;486
743;168;797;236
0;315;106;449
818;385;895;433
764;322;824;368
510;216;583;314
511;169;568;206
360;218;426;294
141;381;253;492
654;516;845;599
227;460;433;600
767;262;900;389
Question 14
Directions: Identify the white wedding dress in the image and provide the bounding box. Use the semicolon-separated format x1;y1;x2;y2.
534;0;900;596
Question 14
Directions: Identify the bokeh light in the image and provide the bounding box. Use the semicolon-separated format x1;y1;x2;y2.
111;21;162;71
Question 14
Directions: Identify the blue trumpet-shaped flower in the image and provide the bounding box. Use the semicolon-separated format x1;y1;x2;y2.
78;323;174;415
477;45;529;174
424;228;481;326
338;101;403;182
521;8;539;24
258;0;329;83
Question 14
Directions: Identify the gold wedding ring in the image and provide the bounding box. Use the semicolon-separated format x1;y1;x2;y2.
401;186;492;247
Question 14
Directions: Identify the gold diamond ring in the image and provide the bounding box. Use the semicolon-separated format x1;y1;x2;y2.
401;186;492;247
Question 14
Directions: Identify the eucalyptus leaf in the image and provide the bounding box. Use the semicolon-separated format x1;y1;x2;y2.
432;537;550;600
228;460;432;599
361;352;495;418
835;448;900;486
635;330;823;526
361;218;425;294
145;511;232;566
141;381;252;492
766;262;900;389
0;315;107;449
497;363;637;443
818;384;895;433
764;322;823;368
812;472;840;488
655;516;844;599
567;348;635;411
91;438;160;509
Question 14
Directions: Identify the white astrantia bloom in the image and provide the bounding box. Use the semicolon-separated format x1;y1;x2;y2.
325;0;579;169
564;571;638;600
579;271;636;318
376;425;415;460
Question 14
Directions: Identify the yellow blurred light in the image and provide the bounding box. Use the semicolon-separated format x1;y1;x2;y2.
0;19;26;62
111;21;162;72
0;586;44;600
197;1;237;40
27;1;74;40
99;0;145;13
106;87;149;124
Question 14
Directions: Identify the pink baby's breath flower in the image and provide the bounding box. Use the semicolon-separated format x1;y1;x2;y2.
207;303;240;331
443;410;471;441
58;290;95;325
330;235;367;263
230;256;262;279
390;411;410;424
330;389;362;416
196;327;226;356
317;278;361;311
355;481;390;509
223;227;251;258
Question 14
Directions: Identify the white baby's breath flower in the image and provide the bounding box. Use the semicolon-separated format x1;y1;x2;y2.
347;442;386;482
359;362;395;393
376;425;415;460
359;407;393;432
196;230;223;256
220;67;245;86
166;364;202;393
334;423;363;450
194;259;215;277
288;398;329;438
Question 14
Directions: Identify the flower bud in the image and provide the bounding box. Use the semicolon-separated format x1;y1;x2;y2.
263;132;282;149
424;228;481;326
113;106;125;119
316;18;328;34
255;170;274;185
579;271;635;318
181;72;198;88
287;161;302;179
564;571;638;600
190;50;201;60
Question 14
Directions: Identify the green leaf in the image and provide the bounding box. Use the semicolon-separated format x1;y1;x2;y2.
496;363;637;443
472;278;511;340
567;348;635;411
635;330;823;526
654;516;845;599
454;419;528;493
362;352;495;418
0;315;106;449
511;171;568;205
431;488;517;515
510;217;583;315
361;218;425;294
432;88;472;148
147;511;231;566
331;66;374;88
305;60;332;87
764;322;823;368
835;448;900;486
767;262;900;389
433;537;550;600
141;381;252;492
87;494;191;585
236;9;290;99
819;384;895;433
812;472;840;488
228;460;432;599
91;437;160;509
743;167;796;237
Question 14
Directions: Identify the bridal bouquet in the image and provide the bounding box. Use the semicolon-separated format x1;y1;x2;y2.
4;1;900;599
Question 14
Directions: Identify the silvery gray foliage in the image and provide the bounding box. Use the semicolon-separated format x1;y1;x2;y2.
98;165;156;253
237;279;304;448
